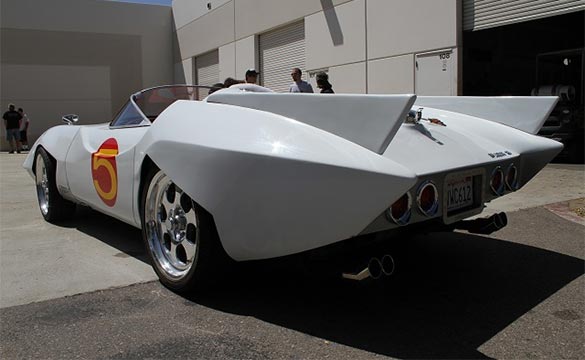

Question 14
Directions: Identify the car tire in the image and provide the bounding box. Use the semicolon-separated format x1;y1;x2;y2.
141;166;228;293
34;147;76;222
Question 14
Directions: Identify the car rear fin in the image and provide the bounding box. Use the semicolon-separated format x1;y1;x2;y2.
415;96;559;134
207;92;416;154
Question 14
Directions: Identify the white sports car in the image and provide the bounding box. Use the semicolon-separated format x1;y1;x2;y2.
24;84;561;291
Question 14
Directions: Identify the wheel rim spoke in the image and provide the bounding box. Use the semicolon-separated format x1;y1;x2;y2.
35;154;50;215
144;172;199;280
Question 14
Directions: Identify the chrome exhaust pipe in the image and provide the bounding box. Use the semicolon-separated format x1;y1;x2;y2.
455;212;508;235
495;212;508;229
342;255;395;281
380;254;395;276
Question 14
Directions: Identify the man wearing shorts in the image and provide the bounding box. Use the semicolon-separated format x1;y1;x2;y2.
3;104;22;153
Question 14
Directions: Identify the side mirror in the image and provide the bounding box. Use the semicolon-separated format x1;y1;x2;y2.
62;114;79;125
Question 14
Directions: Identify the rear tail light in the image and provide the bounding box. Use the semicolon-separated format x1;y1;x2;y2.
386;192;412;225
417;181;439;217
490;167;505;195
505;164;518;191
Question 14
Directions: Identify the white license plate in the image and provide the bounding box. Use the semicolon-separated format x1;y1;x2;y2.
446;176;473;211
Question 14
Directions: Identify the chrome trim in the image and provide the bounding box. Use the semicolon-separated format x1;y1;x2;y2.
490;166;505;196
505;164;519;191
417;180;439;217
108;122;151;130
35;153;50;216
385;192;412;226
144;172;199;280
62;114;79;125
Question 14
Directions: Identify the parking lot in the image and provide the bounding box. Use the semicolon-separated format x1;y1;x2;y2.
1;153;584;359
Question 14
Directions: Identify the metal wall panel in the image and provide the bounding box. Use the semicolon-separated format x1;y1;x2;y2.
464;0;585;31
195;50;219;86
259;21;306;93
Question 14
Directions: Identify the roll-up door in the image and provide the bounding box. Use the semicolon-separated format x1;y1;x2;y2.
194;50;219;86
464;0;585;31
259;21;306;93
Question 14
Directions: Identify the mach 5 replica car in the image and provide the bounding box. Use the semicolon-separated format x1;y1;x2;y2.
24;85;561;291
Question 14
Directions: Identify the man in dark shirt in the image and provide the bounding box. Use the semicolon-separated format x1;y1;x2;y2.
3;104;22;153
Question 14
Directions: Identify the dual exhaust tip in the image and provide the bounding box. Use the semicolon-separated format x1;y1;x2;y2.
455;212;508;235
341;213;508;282
342;255;395;281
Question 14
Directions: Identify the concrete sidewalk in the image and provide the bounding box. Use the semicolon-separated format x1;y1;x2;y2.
0;153;156;308
0;152;583;308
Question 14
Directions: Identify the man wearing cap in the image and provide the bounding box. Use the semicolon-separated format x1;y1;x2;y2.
245;69;259;84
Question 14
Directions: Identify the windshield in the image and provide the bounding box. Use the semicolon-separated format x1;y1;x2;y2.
132;85;212;122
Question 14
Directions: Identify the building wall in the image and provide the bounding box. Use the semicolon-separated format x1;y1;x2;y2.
0;0;173;150
173;0;460;94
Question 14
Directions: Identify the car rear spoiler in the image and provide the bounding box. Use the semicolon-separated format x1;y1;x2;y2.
207;92;416;154
415;96;559;134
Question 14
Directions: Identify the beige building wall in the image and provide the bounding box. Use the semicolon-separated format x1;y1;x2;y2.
328;62;367;94
1;0;173;151
305;0;366;70
219;43;237;81
367;55;415;94
173;0;459;95
367;0;459;60
172;0;231;30
235;36;257;80
180;58;194;84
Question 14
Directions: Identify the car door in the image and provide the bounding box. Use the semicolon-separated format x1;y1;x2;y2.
65;101;149;226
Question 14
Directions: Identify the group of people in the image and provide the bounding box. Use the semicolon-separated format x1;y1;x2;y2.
2;104;30;153
289;68;334;94
209;67;334;94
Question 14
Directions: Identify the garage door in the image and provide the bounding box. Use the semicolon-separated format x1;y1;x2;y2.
259;21;306;93
464;0;585;31
194;50;219;86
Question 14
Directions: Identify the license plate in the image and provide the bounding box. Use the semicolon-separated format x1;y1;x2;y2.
446;175;473;211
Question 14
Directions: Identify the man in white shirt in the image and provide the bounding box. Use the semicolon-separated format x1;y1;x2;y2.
18;108;30;151
288;68;313;93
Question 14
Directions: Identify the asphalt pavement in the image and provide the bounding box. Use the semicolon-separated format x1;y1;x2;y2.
0;153;583;359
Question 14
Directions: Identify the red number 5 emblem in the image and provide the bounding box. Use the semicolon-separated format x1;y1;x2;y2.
91;138;118;207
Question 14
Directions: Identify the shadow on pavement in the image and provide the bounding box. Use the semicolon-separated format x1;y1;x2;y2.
185;231;584;359
45;204;584;358
56;206;148;264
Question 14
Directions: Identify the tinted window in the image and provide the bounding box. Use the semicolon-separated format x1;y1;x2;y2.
111;102;144;127
133;86;207;121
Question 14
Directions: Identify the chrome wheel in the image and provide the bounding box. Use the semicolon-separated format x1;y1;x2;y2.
35;152;50;216
144;172;199;280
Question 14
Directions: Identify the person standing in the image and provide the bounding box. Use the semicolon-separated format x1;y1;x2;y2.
224;77;244;88
3;104;22;153
18;108;30;151
245;69;259;84
288;68;313;93
316;72;334;94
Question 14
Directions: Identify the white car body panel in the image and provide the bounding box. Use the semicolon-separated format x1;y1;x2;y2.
23;85;563;262
206;91;416;154
138;101;417;260
385;107;562;179
23;125;80;200
65;124;148;225
415;96;558;134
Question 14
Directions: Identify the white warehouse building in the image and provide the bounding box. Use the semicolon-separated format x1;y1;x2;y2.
173;0;584;98
173;0;462;95
1;0;583;152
